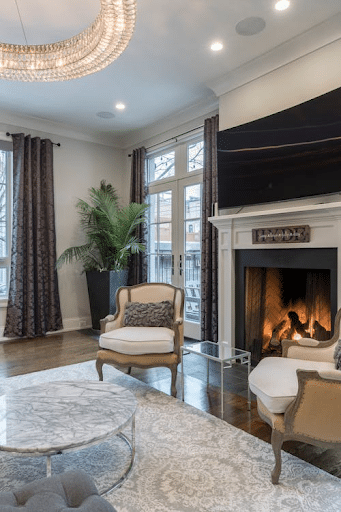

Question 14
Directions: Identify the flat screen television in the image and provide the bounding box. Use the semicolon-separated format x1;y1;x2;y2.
217;87;341;209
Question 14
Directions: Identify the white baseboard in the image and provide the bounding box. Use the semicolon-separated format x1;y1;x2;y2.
0;316;93;342
61;316;93;331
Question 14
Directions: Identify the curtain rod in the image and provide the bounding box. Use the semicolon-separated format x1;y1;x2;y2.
6;132;61;147
128;124;204;157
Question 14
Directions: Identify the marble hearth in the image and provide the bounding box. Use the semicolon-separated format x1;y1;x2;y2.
209;198;341;350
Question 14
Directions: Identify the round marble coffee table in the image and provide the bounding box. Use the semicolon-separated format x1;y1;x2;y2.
0;380;137;493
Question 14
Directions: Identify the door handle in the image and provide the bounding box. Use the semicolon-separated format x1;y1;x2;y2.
172;254;174;275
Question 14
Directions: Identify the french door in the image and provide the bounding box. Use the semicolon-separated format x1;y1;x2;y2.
147;139;203;339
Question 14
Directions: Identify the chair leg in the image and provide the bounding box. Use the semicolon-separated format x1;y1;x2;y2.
271;429;283;485
170;365;177;398
96;359;104;381
127;367;132;375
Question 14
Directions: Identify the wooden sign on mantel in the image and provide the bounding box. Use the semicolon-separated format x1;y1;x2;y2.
252;225;310;244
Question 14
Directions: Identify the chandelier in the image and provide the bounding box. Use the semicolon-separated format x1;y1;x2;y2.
0;0;136;82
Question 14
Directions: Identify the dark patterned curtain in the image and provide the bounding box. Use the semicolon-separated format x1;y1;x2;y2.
4;134;63;338
201;114;219;342
128;147;148;285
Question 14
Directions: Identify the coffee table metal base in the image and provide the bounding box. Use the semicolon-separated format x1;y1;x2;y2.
44;414;136;495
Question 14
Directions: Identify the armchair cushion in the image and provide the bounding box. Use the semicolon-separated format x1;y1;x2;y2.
123;300;174;329
249;357;335;414
99;326;174;355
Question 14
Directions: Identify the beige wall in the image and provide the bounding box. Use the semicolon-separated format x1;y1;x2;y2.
53;136;125;331
219;38;341;130
0;121;126;336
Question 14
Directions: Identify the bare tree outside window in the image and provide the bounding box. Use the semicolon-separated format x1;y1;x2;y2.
148;151;175;182
188;141;204;172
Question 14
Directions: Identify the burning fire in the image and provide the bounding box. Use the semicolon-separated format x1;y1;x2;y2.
293;333;302;341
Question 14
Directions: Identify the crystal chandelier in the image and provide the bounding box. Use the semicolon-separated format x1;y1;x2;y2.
0;0;136;82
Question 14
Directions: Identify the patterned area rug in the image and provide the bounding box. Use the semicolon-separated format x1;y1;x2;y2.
1;362;341;512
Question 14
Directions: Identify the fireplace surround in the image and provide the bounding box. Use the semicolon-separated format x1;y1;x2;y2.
209;198;341;351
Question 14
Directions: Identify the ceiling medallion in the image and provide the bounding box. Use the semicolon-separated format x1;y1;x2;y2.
0;0;136;82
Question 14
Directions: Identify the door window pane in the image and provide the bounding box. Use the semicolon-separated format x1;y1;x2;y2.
147;191;172;283
149;194;158;223
148;151;175;182
188;141;204;172
185;220;200;252
159;191;172;221
184;184;201;323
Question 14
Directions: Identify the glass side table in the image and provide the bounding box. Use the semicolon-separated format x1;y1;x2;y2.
181;341;251;418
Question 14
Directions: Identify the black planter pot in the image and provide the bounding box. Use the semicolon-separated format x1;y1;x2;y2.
86;269;129;330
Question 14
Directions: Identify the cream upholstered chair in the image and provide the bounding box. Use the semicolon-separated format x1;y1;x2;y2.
249;308;341;484
96;282;184;397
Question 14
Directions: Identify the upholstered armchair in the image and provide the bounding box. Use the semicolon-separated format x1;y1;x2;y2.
96;283;184;397
249;308;341;484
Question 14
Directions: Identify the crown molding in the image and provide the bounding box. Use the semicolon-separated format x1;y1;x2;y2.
0;110;124;148
207;14;341;98
119;95;219;150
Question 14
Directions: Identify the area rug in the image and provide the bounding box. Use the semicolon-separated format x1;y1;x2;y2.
0;362;341;512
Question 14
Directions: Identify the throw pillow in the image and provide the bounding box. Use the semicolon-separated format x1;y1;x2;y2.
123;301;174;329
334;339;341;370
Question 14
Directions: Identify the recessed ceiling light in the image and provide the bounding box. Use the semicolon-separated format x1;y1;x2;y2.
210;42;223;52
96;111;115;119
275;0;290;11
116;103;126;110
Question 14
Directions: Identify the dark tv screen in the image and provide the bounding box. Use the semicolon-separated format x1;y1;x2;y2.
217;87;341;209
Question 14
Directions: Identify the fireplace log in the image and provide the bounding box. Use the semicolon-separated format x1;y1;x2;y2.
270;320;287;346
288;311;310;338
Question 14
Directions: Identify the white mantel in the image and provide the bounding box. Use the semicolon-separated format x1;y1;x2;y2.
209;198;341;347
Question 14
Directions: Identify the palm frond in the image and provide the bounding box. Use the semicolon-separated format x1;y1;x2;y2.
56;243;94;268
56;182;149;272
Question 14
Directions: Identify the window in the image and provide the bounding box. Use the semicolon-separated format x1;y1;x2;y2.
188;140;204;172
146;134;203;339
148;150;175;182
0;141;12;298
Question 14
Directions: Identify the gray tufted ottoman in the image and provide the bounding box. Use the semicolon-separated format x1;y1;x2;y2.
0;469;116;511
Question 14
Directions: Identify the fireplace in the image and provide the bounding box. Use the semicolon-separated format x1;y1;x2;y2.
246;267;331;353
209;200;341;354
235;248;337;360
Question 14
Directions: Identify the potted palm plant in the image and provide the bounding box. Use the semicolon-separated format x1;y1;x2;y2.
57;181;149;330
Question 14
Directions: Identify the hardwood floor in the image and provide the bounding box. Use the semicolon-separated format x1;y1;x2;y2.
0;329;340;479
0;329;99;378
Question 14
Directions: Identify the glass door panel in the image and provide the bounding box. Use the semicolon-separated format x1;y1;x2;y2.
147;190;173;284
183;183;202;337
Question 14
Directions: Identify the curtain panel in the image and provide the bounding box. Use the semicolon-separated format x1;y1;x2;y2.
4;134;63;338
128;146;148;285
201;114;219;342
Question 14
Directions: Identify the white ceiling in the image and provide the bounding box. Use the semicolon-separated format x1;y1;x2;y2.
0;0;340;147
